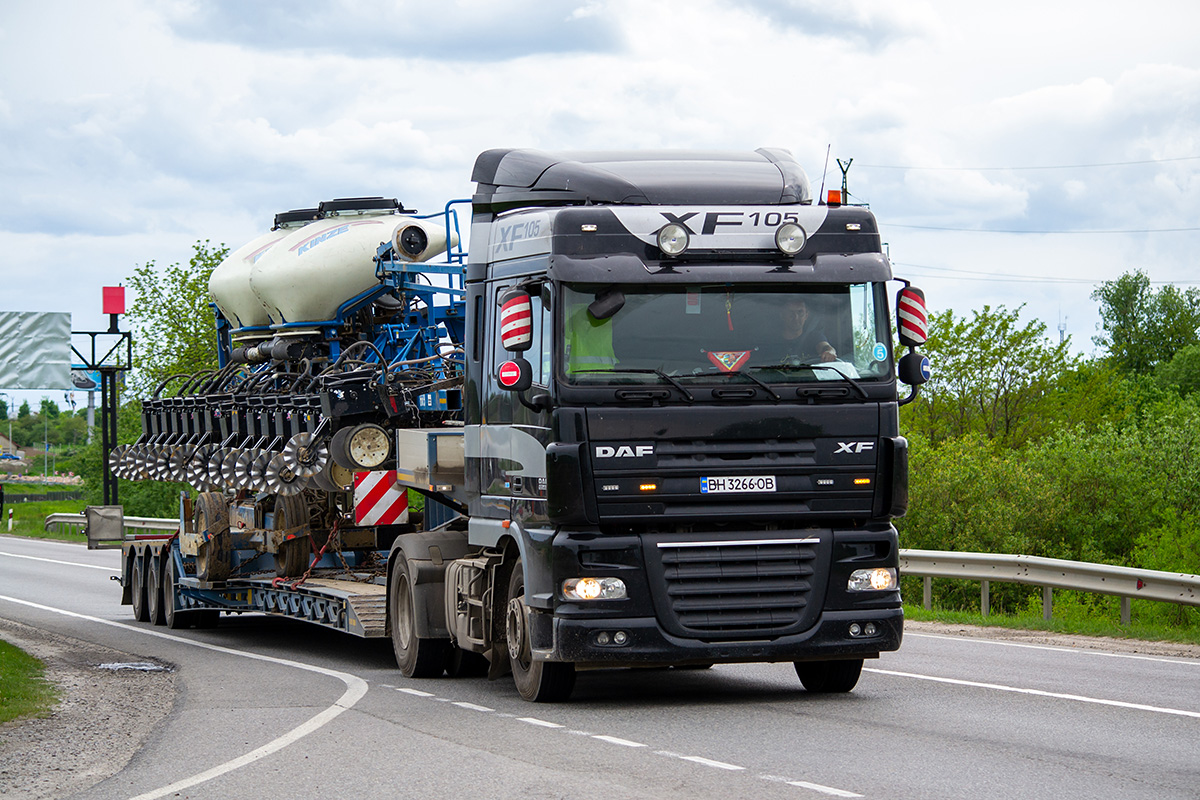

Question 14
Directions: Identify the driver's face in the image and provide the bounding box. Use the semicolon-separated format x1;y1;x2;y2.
782;300;809;339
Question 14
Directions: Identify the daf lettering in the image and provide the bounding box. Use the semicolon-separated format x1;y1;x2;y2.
835;441;875;454
595;444;654;458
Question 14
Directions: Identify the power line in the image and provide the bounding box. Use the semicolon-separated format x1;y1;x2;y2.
887;224;1200;234
859;155;1200;171
894;261;1199;285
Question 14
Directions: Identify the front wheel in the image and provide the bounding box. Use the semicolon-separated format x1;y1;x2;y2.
506;558;575;702
389;554;448;678
794;659;864;693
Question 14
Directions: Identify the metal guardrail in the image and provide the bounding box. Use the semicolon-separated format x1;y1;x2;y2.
900;549;1200;624
43;512;177;541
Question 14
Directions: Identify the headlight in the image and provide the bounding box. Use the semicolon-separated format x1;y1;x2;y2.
657;223;690;256
775;222;806;255
848;567;897;591
562;577;627;601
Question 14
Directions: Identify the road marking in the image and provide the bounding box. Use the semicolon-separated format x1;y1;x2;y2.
907;631;1200;667
678;755;744;771
398;687;860;797
0;551;119;572
0;594;369;800
865;667;1200;718
593;734;647;747
518;717;564;728
787;780;864;797
452;701;493;712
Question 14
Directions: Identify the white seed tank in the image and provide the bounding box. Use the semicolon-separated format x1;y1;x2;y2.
209;211;457;328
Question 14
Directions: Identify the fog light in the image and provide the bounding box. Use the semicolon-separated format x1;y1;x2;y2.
563;577;628;600
849;623;862;637
657;223;690;256
848;567;898;591
597;632;611;645
865;623;877;636
613;631;628;645
775;222;806;255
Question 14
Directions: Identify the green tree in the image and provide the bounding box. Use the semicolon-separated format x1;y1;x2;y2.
1154;343;1200;396
125;239;228;398
1092;271;1200;374
17;401;29;419
902;305;1082;446
38;398;59;419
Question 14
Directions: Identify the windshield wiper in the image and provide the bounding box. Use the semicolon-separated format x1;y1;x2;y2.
572;368;694;401
749;363;868;399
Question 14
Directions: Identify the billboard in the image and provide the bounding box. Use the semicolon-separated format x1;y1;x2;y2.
0;312;72;389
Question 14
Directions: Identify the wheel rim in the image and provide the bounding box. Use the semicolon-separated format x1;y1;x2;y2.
506;597;528;666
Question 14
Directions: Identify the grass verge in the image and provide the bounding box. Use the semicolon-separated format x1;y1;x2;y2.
905;604;1200;648
0;497;88;542
0;639;59;725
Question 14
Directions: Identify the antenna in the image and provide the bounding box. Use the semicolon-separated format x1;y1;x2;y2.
818;145;831;204
837;158;853;200
1058;309;1067;345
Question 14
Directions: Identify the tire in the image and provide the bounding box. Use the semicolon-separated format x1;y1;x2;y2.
130;550;150;622
147;550;166;626
794;659;864;693
445;647;489;678
390;554;448;678
163;558;190;630
506;558;575;702
195;493;231;582
272;495;310;578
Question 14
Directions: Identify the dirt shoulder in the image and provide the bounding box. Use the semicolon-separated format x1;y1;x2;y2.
0;617;176;799
905;619;1200;659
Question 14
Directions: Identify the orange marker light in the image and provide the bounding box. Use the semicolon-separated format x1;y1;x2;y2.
827;189;842;205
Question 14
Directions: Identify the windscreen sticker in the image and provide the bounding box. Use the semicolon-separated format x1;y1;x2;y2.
873;343;888;362
686;291;701;314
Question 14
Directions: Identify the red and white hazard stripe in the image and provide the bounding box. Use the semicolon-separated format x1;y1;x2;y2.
500;293;533;350
353;470;409;526
897;287;928;345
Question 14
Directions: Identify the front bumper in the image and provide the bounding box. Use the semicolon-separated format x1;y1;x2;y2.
538;606;903;666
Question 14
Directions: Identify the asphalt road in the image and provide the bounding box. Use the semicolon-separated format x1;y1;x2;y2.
2;534;1198;799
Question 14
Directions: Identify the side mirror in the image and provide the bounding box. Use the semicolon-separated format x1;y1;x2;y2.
898;352;931;386
896;286;928;348
497;357;533;392
499;289;533;352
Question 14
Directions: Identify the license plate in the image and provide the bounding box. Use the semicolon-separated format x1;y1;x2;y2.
700;475;777;494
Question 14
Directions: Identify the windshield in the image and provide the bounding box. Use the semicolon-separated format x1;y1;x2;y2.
562;283;892;385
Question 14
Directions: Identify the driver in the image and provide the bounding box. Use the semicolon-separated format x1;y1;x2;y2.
760;297;837;364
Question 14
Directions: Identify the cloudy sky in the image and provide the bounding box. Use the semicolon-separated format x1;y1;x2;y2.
2;0;1198;409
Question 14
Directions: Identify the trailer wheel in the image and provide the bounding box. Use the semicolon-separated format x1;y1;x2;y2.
195;493;231;582
130;549;150;622
147;550;166;626
794;659;863;693
506;558;575;702
389;554;448;678
163;557;190;629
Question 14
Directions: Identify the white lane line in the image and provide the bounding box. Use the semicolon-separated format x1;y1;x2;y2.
452;701;493;712
906;631;1200;667
865;667;1200;718
592;734;647;748
518;717;564;728
397;688;435;697
0;594;369;800
678;755;744;771
0;551;119;572
787;780;864;797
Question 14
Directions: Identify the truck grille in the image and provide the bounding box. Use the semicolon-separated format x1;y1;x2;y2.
654;538;819;636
